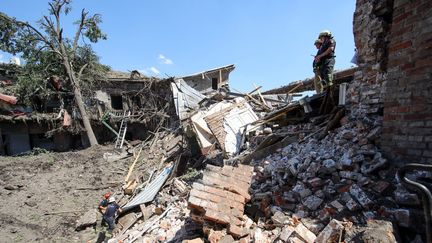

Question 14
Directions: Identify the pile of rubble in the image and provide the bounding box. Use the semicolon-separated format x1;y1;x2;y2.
181;109;426;242
72;69;427;242
244;112;403;242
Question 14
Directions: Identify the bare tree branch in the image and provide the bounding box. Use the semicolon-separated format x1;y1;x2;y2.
72;9;87;56
77;63;88;80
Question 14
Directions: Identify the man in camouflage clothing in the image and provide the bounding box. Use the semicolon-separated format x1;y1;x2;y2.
314;30;336;89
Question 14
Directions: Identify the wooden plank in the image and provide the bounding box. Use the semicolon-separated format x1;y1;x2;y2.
129;206;172;243
116;212;143;242
254;83;268;107
124;146;143;182
255;134;284;151
241;136;297;164
247;85;262;95
124;179;138;195
287;82;303;94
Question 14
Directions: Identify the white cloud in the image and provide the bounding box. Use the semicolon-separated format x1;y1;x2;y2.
0;54;4;63
150;66;160;74
137;69;149;75
158;54;173;65
10;56;21;65
137;67;160;76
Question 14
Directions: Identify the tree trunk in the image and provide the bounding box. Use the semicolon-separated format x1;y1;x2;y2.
72;84;99;146
62;58;99;146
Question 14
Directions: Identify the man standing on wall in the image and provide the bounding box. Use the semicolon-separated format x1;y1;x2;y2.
313;39;324;94
315;30;336;90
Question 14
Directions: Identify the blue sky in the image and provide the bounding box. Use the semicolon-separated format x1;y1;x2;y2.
1;0;356;92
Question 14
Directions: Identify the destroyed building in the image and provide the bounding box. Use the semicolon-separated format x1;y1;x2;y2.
1;0;431;242
0;63;77;155
0;64;237;155
181;64;235;94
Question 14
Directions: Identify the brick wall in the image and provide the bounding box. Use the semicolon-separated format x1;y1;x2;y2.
381;0;432;163
349;0;393;115
351;0;432;163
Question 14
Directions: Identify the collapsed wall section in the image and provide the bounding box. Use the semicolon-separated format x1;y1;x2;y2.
352;0;431;164
350;0;393;115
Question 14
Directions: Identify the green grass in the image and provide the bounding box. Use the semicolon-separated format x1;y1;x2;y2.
13;234;23;242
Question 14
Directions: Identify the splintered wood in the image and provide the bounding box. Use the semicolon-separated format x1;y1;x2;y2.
188;164;254;237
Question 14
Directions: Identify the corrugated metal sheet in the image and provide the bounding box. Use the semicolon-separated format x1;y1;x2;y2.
171;78;206;120
122;166;173;210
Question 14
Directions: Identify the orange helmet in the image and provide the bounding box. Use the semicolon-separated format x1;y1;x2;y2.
104;192;111;199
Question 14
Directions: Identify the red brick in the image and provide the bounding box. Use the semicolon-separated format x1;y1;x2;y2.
193;188;244;211
404;113;432;121
208;230;225;243
217;203;231;213
396;106;410;113
406;66;430;76
203;174;251;201
237;164;254;174
228;224;248;238
393;11;412;23
200;200;219;212
229;215;242;226
204;209;230;225
205;171;250;189
190;189;246;225
193;182;245;204
221;170;251;184
415;57;432;68
383;114;402;121
229;207;243;218
389;41;412;52
410;105;428;113
188;195;204;211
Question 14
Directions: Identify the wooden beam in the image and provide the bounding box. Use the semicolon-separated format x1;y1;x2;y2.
254;83;268;107
124;146;143;182
247;85;262;95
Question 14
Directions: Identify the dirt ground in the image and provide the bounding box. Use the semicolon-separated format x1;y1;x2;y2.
0;145;129;243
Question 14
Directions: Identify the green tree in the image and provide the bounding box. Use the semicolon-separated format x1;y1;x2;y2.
0;0;108;146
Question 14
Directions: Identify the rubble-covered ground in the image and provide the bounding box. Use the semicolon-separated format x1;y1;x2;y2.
94;114;428;242
0;83;429;243
1;114;429;243
0;145;130;242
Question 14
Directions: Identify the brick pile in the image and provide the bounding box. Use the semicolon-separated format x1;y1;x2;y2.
188;164;254;238
243;109;426;242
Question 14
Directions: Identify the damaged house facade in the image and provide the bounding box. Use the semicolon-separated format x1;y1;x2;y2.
0;65;237;155
0;64;78;155
181;64;234;94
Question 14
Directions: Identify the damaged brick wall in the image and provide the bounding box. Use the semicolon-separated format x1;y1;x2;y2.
382;0;432;163
350;0;393;115
352;0;432;163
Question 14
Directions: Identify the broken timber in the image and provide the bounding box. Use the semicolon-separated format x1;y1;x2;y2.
241;135;297;164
